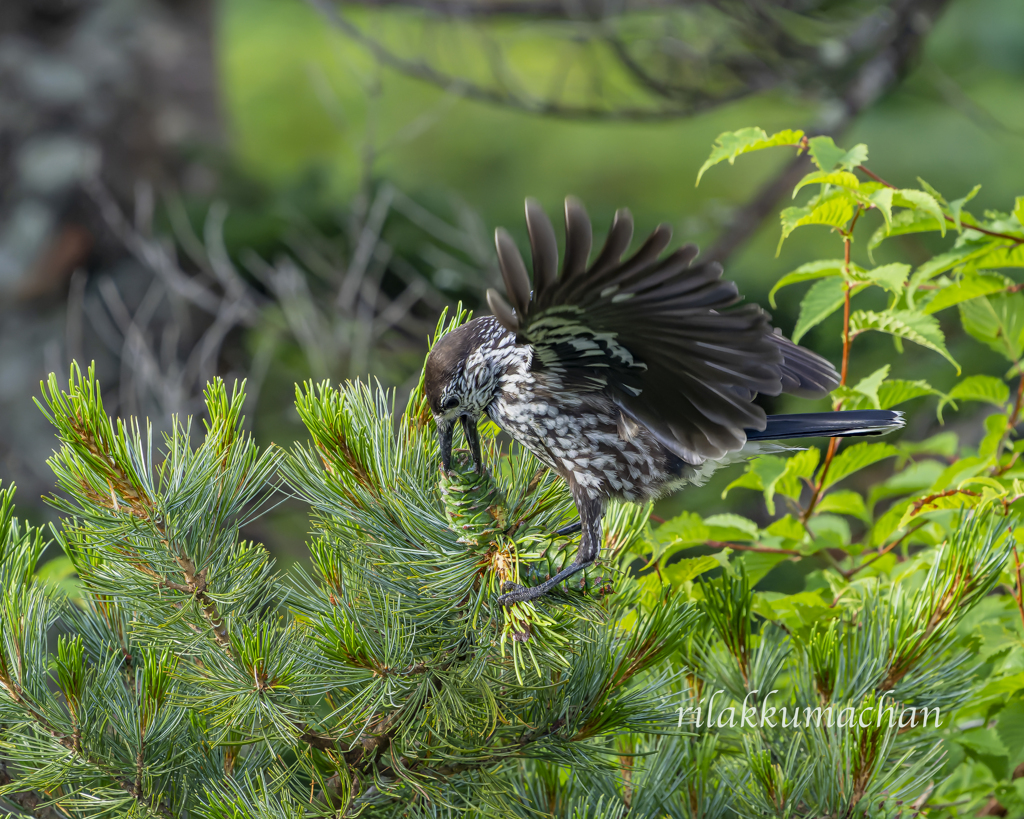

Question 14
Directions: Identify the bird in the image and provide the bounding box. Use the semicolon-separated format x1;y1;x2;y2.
424;197;903;606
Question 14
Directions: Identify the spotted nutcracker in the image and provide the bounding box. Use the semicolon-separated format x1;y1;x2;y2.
424;197;903;606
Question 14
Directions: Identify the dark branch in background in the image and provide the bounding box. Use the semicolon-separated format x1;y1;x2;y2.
335;0;698;17
706;0;954;263
309;0;954;262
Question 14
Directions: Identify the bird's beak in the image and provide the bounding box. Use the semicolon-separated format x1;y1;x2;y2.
461;415;483;472
437;418;454;473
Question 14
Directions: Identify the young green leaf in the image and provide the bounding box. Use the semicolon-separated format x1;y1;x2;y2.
778;193;855;254
868;187;894;232
972;242;1024;270
868;208;943;252
768;260;848;308
807;136;868;172
921;273;1008;315
792;170;860;197
849;366;891;410
792;278;851;344
704;514;759;542
859;263;910;295
894;189;946;236
849;309;960;371
774;448;821;503
722;455;788;514
664;555;722;587
942;375;1011;412
822;441;900;490
949;184;981;231
877;379;943;411
906;245;996;303
695;127;805;185
959;293;1024;362
816;490;869;522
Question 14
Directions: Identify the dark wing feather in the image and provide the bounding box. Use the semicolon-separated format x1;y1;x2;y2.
488;198;839;461
494;228;531;317
525;198;558;301
561;197;592;283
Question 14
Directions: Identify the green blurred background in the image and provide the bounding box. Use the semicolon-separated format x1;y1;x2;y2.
1;0;1023;562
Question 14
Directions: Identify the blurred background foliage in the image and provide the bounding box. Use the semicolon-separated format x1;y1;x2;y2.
1;0;1023;560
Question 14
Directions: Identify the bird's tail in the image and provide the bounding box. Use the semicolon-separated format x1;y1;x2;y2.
745;410;904;442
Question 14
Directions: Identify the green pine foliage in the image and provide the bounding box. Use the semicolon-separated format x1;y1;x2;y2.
1;129;1024;815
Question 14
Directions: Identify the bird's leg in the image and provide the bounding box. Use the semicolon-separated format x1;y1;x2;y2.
554;521;582;536
497;488;602;606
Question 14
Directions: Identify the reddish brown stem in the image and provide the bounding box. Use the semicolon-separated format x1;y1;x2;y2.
843;524;923;580
1013;545;1024;634
800;220;858;525
910;488;981;516
858;165;1024;244
840;283;852;386
706;540;801;556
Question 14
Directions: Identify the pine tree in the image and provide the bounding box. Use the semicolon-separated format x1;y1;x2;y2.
3;129;1024;817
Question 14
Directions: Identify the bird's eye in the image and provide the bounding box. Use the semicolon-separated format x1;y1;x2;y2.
442;397;459;411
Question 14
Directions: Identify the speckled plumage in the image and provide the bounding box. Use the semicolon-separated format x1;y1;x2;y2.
425;197;903;606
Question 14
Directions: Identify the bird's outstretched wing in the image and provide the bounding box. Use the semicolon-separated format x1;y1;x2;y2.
486;197;839;462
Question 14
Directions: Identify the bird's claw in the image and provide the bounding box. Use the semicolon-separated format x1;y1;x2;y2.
496;582;528;607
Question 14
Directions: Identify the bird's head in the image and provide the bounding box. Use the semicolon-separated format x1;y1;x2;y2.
424;317;506;474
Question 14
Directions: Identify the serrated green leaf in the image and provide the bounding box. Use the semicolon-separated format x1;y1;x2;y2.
756;590;833;630
980;413;1009;460
850;365;890;409
704;513;758;542
807;136;846;173
839;144;868;170
792;170;860;197
722;455;788;515
655;511;709;547
664;555;721;587
959;292;1024;362
949;184;982;231
792;277;849;344
898;431;958;458
972;242;1024;269
997;698;1024;765
868;208;944;251
869;187;894;231
816;490;868;522
696;127;805;185
807;136;867;171
778;193;855;254
775;448;821;503
768;260;849;308
765;515;806;542
738;553;790;587
1014;196;1024;228
859;263;910;294
651;511;710;568
895;189;946;236
849;309;960;371
907;244;997;304
807;513;851;548
877;379;942;411
922;273;1008;315
822;441;900;490
870;497;913;547
945;375;1010;409
916;177;946;204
